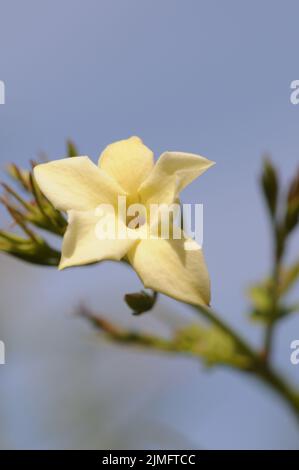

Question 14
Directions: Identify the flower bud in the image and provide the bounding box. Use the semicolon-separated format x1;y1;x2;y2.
261;158;279;219
285;168;299;234
124;290;157;315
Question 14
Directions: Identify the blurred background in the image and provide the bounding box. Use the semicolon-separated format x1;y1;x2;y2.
1;0;299;449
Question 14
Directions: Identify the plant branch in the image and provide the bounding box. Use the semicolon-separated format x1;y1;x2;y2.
78;306;187;354
78;303;299;419
192;303;299;419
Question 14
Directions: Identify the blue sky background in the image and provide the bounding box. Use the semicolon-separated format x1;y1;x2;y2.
1;0;299;449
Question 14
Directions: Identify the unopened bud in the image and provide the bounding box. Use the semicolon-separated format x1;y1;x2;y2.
124;290;157;315
285;168;299;234
261;157;279;219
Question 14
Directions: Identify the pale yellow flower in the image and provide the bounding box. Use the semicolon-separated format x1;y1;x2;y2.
34;137;214;306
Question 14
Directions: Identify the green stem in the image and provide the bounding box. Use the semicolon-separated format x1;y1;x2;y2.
263;321;275;362
190;303;257;360
264;252;281;362
256;363;299;419
80;304;299;419
191;303;299;419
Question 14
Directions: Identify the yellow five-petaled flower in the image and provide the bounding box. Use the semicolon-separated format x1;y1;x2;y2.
34;137;214;306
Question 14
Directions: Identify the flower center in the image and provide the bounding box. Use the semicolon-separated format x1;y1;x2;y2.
126;212;146;229
125;194;147;229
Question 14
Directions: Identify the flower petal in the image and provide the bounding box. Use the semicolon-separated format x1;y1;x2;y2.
128;236;211;306
34;157;125;211
59;209;136;270
99;136;154;196
139;151;215;205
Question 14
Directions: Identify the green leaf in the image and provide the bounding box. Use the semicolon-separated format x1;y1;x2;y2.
277;303;299;318
247;281;288;323
279;262;299;295
248;283;272;313
0;231;60;266
175;324;252;369
6;163;31;192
